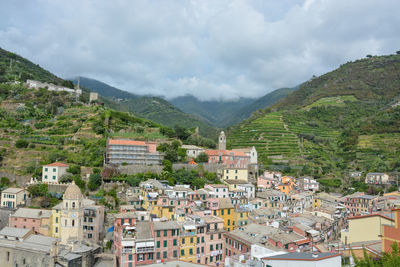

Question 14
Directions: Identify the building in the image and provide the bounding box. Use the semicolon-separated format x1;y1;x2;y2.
218;131;226;150
181;145;205;159
365;173;390;185
205;150;250;169
60;181;84;244
26;79;82;97
344;193;378;216
1;188;28;208
340;214;393;245
106;139;163;165
9;208;52;235
42;162;69;184
277;176;295;195
0;226;99;267
153;221;180;262
232;146;258;165
204;184;229;199
298;177;319;192
51;185;104;244
382;208;400;253
262;252;341;267
221;168;248;182
209;198;235;232
89;92;99;102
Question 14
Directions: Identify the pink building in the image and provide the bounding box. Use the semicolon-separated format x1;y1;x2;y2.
153;221;180;262
9;208;52;236
205;150;250;169
257;171;281;189
114;212;138;267
202;216;225;265
106;139;163;165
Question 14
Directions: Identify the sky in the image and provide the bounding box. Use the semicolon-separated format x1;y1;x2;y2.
1;0;399;101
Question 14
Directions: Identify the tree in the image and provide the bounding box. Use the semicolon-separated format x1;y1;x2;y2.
0;177;10;187
67;164;81;175
101;166;119;180
196;152;209;163
354;242;400;266
15;139;29;148
28;184;48;197
88;173;102;191
396;51;400;55
162;160;173;173
174;125;190;140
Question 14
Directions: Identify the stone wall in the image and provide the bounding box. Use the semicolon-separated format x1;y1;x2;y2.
116;163;225;175
0;171;31;186
47;183;69;193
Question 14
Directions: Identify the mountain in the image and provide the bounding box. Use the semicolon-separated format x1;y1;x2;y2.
0;47;62;84
229;53;400;191
170;95;255;126
74;77;218;138
74;76;139;100
223;86;299;126
171;87;298;127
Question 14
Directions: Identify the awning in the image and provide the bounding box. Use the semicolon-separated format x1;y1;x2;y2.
183;225;196;230
306;229;320;236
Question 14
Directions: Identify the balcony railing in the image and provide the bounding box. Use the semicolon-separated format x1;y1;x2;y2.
136;247;155;253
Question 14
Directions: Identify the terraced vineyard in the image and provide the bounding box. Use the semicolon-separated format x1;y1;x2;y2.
228;112;300;165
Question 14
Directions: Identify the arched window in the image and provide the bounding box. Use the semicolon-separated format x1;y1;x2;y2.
72;220;75;227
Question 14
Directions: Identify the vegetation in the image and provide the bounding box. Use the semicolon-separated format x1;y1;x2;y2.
229;52;400;191
354;242;400;266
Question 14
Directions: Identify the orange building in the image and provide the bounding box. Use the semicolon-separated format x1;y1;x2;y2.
277;176;295;195
382;208;400;253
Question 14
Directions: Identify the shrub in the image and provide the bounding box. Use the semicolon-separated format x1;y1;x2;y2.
15;139;29;148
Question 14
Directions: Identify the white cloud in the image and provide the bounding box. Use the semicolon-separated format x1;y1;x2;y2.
0;0;399;101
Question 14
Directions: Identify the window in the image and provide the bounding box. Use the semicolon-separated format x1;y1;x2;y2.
182;238;185;244
163;251;167;259
210;234;213;240
173;239;177;246
228;209;231;215
157;230;160;237
65;220;67;226
164;230;168;237
189;248;193;255
210;245;214;251
72;220;75;227
45;168;48;172
221;210;224;215
53;168;56;172
164;240;167;247
129;254;133;261
56;217;58;223
201;246;204;253
157;241;160;248
197;237;200;243
72;202;75;208
214;210;217;216
55;227;58;233
202;237;205;243
181;250;184;256
157;252;160;260
44;175;48;179
53;176;56;180
190;237;193;243
173;250;177;258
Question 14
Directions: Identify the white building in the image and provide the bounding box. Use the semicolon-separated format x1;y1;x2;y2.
181;145;205;159
365;172;390;185
1;188;28;209
42;162;69;184
89;92;99;102
299;177;320;192
232;146;258;164
262;252;341;267
204;184;229;198
237;184;256;199
26;80;82;97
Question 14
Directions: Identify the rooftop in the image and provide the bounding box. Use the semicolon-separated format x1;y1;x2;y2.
0;227;31;238
218;198;234;209
108;139;147;146
263;252;341;261
2;187;25;194
44;162;69;167
136;221;153;240
11;208;52;219
153;221;180;230
146;260;207;267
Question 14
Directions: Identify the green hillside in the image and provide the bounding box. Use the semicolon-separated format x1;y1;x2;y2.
76;77;218;138
0;82;169;175
229;53;400;185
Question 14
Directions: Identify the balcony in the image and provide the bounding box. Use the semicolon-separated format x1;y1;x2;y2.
136;247;155;253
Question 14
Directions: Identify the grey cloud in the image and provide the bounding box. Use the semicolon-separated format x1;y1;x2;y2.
0;0;399;101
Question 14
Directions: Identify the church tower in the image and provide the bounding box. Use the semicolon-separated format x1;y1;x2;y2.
218;131;226;150
60;181;84;244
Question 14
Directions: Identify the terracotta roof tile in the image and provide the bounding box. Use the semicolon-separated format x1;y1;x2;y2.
45;162;69;167
108;139;147;146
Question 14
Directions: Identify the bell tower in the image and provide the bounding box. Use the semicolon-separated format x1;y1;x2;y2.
218;131;226;150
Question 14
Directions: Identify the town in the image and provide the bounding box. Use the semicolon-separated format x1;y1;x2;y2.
1;130;399;267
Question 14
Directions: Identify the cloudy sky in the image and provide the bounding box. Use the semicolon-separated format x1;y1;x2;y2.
1;0;399;101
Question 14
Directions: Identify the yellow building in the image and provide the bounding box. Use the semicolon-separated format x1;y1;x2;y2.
313;198;322;209
150;205;175;220
180;225;197;262
221;168;248;182
341;214;394;244
234;208;248;227
223;180;248;192
51;203;62;238
212;198;235;231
